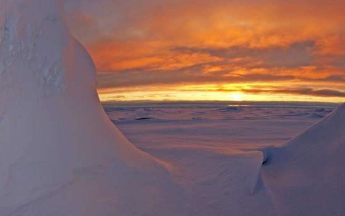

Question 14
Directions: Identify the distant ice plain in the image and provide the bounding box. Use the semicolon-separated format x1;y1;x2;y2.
103;102;338;215
105;102;335;151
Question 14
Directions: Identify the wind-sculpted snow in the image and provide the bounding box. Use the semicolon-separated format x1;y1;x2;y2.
0;0;188;215
261;103;345;216
1;0;344;215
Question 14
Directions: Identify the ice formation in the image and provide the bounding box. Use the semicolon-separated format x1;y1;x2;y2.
1;0;344;215
261;103;345;216
0;0;187;215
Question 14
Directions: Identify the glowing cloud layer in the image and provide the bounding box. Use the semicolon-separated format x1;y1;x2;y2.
65;0;345;102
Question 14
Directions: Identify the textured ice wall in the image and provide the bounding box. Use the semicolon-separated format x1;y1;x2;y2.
0;0;68;93
0;1;187;215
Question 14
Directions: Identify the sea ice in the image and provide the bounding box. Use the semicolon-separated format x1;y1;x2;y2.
0;0;344;215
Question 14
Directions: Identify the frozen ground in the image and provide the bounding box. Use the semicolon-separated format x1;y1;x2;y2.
103;102;340;216
3;0;345;214
104;102;336;151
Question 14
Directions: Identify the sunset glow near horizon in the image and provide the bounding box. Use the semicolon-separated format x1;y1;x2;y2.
65;0;345;103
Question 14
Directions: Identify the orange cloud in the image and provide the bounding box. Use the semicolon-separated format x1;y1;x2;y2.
65;0;345;102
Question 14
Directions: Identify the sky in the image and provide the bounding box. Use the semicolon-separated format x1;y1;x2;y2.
64;0;345;102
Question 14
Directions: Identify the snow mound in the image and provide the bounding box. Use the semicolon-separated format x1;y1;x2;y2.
2;0;344;215
0;0;187;215
261;103;345;216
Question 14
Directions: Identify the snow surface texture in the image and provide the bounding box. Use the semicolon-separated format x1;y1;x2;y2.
0;1;187;215
261;103;345;216
1;0;344;215
108;104;341;216
107;104;333;149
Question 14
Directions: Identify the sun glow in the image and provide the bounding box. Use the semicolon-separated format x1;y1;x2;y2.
98;83;345;103
231;93;243;101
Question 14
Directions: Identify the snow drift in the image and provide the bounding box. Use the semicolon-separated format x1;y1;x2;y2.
261;103;345;216
0;0;187;215
1;0;345;215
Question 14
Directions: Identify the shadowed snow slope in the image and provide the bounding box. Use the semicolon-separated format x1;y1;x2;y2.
261;103;345;216
0;0;187;215
1;0;344;215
